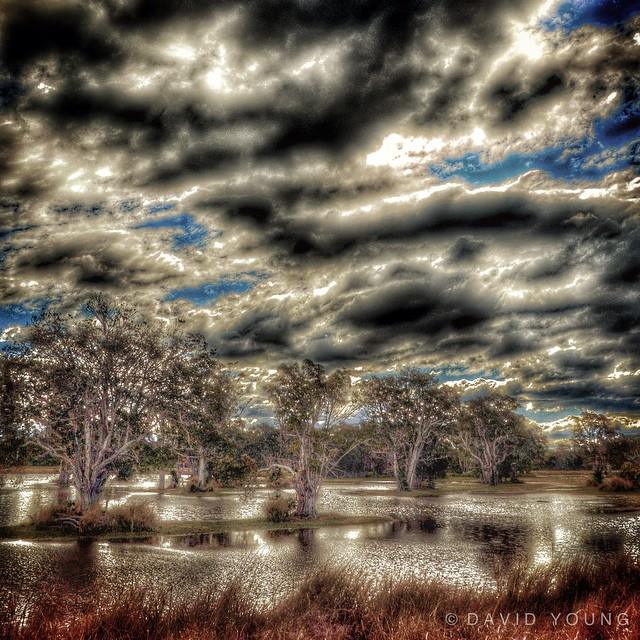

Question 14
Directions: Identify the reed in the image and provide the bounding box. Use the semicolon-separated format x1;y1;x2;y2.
1;554;638;639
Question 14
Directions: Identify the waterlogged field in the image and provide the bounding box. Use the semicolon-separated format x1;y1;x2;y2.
1;472;639;604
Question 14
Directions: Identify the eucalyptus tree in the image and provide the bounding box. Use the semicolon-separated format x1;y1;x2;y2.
172;348;239;489
14;295;208;511
572;411;622;482
0;350;28;470
452;393;526;486
498;420;547;482
358;369;459;490
266;359;355;517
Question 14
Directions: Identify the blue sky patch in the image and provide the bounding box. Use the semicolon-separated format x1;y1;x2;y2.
542;0;640;31
0;300;48;332
134;213;210;249
148;203;176;214
164;277;258;306
430;100;639;185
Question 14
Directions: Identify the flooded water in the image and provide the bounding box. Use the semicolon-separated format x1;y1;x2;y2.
1;473;639;602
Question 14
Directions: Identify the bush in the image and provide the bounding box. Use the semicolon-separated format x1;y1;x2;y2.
599;476;634;492
185;476;220;492
263;492;296;522
620;461;640;488
213;453;258;488
267;465;293;488
29;504;74;529
106;502;158;532
592;467;604;485
29;501;158;533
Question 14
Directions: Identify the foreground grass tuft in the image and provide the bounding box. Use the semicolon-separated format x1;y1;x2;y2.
1;555;639;639
28;501;158;535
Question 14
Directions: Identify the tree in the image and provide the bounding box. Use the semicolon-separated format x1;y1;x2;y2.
452;394;524;486
572;411;622;483
358;370;459;490
172;343;238;489
0;350;28;470
14;295;202;511
498;420;547;482
266;359;355;518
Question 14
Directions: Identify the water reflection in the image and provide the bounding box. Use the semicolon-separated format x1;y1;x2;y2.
2;475;640;603
457;522;531;573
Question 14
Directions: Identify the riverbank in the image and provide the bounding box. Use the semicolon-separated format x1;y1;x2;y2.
3;555;638;640
335;470;640;497
0;514;394;542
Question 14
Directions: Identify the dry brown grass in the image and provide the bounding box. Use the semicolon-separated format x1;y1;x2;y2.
28;501;158;534
600;476;635;492
1;554;639;639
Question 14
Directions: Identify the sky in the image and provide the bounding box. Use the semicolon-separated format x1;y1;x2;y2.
0;0;639;428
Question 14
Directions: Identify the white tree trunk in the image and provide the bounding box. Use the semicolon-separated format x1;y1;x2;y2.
74;468;109;512
197;451;207;488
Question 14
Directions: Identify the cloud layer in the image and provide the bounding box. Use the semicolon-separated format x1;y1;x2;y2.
1;0;639;422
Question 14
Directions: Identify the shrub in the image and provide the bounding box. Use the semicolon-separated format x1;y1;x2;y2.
29;504;78;529
29;501;157;533
592;467;604;485
185;476;220;493
263;492;296;522
267;465;293;488
620;461;640;488
600;476;634;492
212;452;258;488
106;502;158;532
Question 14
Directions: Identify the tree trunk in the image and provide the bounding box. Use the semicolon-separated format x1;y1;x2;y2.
75;468;109;512
294;474;318;518
56;463;70;505
406;440;426;490
480;463;492;485
197;451;207;488
58;463;71;487
393;453;410;491
158;470;166;491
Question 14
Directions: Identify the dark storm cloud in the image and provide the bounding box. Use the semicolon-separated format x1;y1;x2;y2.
448;237;486;263
339;276;493;335
5;231;180;298
217;184;633;263
0;2;121;76
2;0;640;422
601;228;640;286
488;69;567;124
215;307;294;359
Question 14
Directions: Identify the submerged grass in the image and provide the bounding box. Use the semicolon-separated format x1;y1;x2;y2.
1;555;639;639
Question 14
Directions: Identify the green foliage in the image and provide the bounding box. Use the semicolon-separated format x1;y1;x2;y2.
211;451;257;488
358;370;460;490
11;294;223;510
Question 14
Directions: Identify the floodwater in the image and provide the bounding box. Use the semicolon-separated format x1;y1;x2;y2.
1;474;639;602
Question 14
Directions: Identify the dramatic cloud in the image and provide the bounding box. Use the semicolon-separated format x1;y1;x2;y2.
1;0;639;424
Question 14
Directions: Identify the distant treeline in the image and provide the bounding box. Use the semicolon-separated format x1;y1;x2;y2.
1;296;639;516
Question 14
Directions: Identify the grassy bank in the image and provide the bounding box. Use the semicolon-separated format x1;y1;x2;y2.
1;555;638;639
337;470;640;497
0;514;393;542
